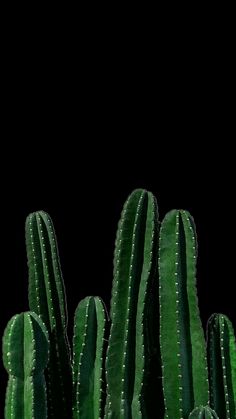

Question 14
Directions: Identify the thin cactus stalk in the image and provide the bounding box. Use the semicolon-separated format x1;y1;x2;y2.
105;189;159;418
72;296;107;419
25;211;71;418
2;311;49;419
159;209;209;419
207;313;236;419
188;406;219;418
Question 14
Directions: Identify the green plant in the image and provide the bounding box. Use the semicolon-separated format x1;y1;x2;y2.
25;211;72;418
72;296;107;418
207;313;236;418
2;311;49;419
159;210;209;418
2;189;236;418
105;189;159;418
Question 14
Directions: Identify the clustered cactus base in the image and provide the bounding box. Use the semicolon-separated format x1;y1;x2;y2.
2;189;236;418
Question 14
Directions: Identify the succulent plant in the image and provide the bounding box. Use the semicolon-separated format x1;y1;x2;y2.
2;191;236;418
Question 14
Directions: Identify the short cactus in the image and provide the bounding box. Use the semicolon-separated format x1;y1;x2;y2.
72;296;107;419
188;406;219;418
207;313;236;419
159;209;209;418
2;311;49;419
105;189;159;418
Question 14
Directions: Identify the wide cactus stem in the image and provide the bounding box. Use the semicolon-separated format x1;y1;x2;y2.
25;211;71;418
188;406;219;418
2;312;49;419
159;209;209;418
207;313;236;419
72;296;107;419
105;189;159;418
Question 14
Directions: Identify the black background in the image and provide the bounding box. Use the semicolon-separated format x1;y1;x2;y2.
1;6;235;414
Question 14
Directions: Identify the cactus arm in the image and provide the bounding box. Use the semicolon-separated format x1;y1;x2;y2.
72;296;107;419
106;189;146;418
106;189;159;418
131;191;158;418
207;313;236;418
2;312;49;419
25;211;71;417
188;406;219;418
159;210;209;418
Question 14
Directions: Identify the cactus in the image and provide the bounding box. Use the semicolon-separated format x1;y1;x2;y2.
72;296;107;419
3;191;236;418
159;209;209;418
207;313;236;419
2;311;49;419
188;406;219;418
25;211;71;418
105;189;159;418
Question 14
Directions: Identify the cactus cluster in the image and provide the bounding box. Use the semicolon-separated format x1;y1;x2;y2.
2;189;236;418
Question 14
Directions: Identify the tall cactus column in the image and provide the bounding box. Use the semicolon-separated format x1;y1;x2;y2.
105;189;159;419
207;313;236;419
159;210;209;418
25;211;71;418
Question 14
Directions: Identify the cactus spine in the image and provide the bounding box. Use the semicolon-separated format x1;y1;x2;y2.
25;211;71;418
159;210;209;418
207;313;236;419
72;296;107;419
2;312;49;419
105;189;159;418
188;406;219;418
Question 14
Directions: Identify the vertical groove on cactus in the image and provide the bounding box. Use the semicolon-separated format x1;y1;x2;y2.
2;312;49;419
207;313;236;419
72;296;107;419
105;189;158;418
25;211;71;418
159;210;209;419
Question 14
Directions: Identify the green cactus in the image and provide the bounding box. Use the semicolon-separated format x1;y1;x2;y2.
188;406;219;418
207;313;236;419
105;189;159;418
2;311;49;419
72;296;107;419
25;211;72;418
159;209;209;418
